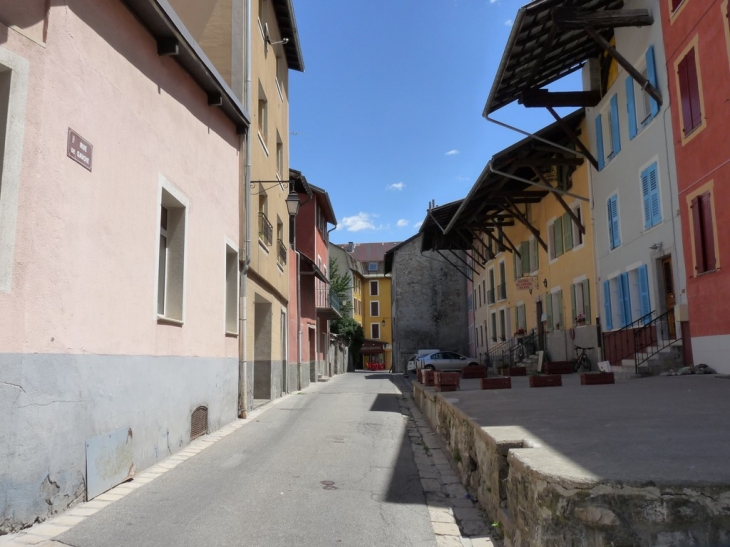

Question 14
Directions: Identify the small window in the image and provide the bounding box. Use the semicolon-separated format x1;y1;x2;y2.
371;322;380;339
571;205;584;247
595;94;621;169
571;280;591;327
157;186;187;322
368;262;378;271
258;194;272;246
546;289;563;331
677;46;703;137
641;162;662;229
548;217;564;260
258;85;268;143
225;245;238;333
691;191;717;274
607;195;621;250
370;280;379;296
370;301;379;317
490;312;497;342
487;270;495;305
276;137;283;178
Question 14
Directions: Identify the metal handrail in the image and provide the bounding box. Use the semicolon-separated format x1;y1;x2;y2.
602;310;654;365
497;283;507;301
502;331;538;367
258;212;273;246
486;338;511;367
634;308;680;373
487;288;496;305
277;239;287;265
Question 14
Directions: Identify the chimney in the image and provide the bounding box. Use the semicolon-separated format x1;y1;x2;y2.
347;242;355;252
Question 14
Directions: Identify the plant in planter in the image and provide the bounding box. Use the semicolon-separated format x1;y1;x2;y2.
514;327;526;337
575;312;586;325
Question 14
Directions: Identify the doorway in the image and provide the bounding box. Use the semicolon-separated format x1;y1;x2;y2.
661;256;676;338
536;300;545;351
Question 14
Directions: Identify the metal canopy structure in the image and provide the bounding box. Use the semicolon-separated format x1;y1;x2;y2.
484;0;659;116
420;109;586;260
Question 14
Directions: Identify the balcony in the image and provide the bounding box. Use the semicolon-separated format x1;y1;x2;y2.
316;286;341;320
277;239;287;265
258;212;272;246
498;283;507;301
487;288;495;305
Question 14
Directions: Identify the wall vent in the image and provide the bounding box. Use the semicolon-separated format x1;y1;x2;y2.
190;406;208;441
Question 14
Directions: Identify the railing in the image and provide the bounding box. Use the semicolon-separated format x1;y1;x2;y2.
258;212;273;246
316;287;341;315
487;288;495;305
634;308;680;373
277;239;287;265
497;283;507;301
486;338;511;367
502;331;538;367
602;310;654;366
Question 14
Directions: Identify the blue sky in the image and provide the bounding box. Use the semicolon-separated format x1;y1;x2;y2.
289;0;579;245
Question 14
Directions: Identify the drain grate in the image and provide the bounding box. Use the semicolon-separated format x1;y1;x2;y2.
190;406;208;440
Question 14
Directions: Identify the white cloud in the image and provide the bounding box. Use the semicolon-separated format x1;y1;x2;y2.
445;149;460;156
338;213;377;232
505;19;513;26
387;182;405;191
413;221;423;231
397;219;409;228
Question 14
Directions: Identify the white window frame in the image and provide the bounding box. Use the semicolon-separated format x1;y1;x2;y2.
600;104;613;160
571;202;584;250
224;240;239;334
370;300;380;317
370;280;379;296
257;83;268;152
155;176;189;323
371;322;381;340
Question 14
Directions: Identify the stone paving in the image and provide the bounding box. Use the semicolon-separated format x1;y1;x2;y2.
396;379;500;547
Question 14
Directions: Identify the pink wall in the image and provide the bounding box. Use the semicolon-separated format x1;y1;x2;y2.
0;0;240;358
660;0;730;338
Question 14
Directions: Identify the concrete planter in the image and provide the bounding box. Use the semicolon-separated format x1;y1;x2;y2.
462;365;489;379
544;361;574;374
529;374;562;388
434;371;460;389
422;370;435;386
508;366;527;376
480;377;511;390
581;372;615;385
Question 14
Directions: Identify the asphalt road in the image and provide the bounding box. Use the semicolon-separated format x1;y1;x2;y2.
58;372;437;547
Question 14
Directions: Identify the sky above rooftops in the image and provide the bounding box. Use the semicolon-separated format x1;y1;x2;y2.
289;0;581;245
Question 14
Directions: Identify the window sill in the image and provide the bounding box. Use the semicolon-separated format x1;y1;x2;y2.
695;268;718;278
157;315;183;327
258;239;270;253
277;262;284;273
225;331;239;338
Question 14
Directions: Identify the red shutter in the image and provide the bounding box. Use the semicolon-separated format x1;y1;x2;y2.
700;192;716;271
677;56;693;136
671;0;682;11
691;196;705;273
685;49;702;130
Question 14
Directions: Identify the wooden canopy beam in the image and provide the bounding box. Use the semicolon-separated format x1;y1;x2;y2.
530;166;586;235
553;8;654;30
546;106;600;171
435;250;471;281
520;89;601;108
584;26;662;106
505;197;548;252
515;157;583;167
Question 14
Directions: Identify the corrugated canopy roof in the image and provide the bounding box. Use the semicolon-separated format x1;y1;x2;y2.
484;0;623;115
420;109;585;253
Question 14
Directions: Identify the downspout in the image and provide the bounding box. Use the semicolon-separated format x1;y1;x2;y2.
238;0;252;419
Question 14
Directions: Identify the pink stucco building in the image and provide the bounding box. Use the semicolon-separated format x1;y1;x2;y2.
0;0;248;532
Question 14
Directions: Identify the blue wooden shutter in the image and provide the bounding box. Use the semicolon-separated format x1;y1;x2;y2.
608;196;621;249
619;272;632;327
641;163;661;228
603;280;613;330
641;167;652;229
638;265;651;324
595;115;605;170
625;76;638;139
610;94;621;156
646;45;659;118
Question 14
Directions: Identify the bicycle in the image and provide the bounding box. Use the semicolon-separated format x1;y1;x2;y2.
572;345;593;372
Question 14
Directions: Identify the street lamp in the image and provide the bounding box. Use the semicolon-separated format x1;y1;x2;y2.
285;189;300;217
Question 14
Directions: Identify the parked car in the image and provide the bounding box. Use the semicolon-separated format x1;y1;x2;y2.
418;351;479;371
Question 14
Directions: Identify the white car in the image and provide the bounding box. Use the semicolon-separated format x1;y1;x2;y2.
418;351;479;371
406;354;418;372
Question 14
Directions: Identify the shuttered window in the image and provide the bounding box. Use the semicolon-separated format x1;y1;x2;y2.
641;162;662;229
603;280;613;330
691;192;717;274
609;94;621;158
595;115;605;170
677;48;703;135
607;195;621;249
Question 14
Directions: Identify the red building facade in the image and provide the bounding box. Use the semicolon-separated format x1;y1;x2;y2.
659;0;730;372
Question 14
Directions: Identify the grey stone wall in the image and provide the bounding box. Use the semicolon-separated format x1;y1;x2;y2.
390;235;469;366
0;353;238;534
287;362;299;392
414;384;730;547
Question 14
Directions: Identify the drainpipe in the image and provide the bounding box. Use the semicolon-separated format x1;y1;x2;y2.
238;0;252;419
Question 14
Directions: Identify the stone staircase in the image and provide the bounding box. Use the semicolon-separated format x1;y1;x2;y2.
616;341;684;379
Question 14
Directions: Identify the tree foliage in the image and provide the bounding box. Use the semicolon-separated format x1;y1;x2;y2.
329;257;362;357
329;257;353;317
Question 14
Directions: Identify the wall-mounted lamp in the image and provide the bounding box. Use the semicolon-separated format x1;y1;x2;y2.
543;278;548;288
381;319;386;327
285;189;300;217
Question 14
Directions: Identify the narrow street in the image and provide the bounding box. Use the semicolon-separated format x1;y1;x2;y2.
9;373;494;547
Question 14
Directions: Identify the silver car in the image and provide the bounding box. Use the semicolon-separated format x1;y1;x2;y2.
418;351;479;371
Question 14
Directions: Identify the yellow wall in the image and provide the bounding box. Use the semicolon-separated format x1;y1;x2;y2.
362;275;393;368
472;121;598;362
